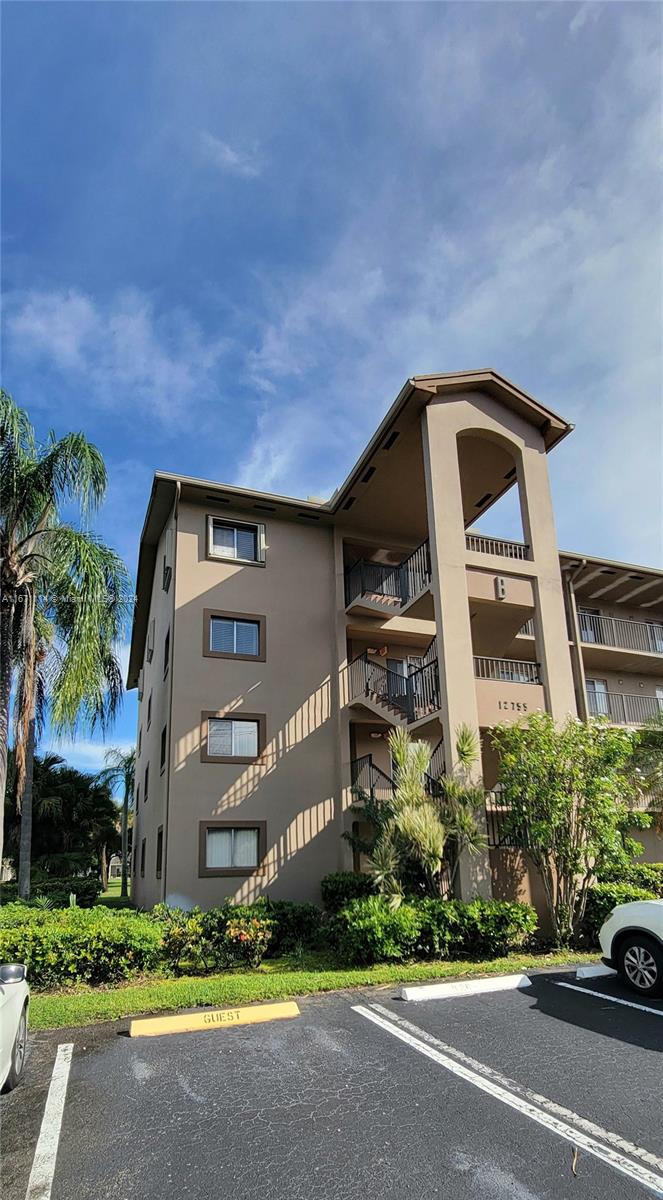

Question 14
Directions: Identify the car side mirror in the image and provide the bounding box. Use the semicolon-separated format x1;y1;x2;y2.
0;963;27;984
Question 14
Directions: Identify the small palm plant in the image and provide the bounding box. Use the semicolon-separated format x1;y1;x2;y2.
350;725;486;905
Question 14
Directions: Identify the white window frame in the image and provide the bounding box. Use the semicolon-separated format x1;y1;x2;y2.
208;717;260;758
207;517;266;565
209;616;260;657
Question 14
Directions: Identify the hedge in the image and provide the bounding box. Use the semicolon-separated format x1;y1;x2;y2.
330;896;538;965
0;904;162;989
597;862;663;898
0;876;102;908
320;872;375;912
584;882;657;936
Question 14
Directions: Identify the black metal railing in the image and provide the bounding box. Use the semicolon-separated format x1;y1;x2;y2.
350;755;395;806
586;691;662;726
344;539;431;608
473;656;541;684
348;652;441;722
484;791;529;849
465;533;530;560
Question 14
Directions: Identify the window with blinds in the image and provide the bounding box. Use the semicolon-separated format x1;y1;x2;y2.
210;616;260;657
208;717;259;758
206;826;259;870
208;517;265;563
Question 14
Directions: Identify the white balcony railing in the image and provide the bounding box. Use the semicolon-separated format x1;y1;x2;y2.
587;691;662;726
465;534;530;560
579;613;663;655
474;656;541;684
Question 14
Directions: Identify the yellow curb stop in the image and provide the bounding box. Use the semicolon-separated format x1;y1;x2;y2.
129;1000;300;1038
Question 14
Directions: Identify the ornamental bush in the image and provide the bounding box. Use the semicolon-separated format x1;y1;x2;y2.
0;904;161;989
596;862;663;898
584;883;656;938
320;871;375;912
152;903;273;974
331;896;538;965
263;900;324;954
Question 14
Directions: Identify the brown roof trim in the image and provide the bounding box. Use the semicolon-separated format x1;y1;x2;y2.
559;550;663;579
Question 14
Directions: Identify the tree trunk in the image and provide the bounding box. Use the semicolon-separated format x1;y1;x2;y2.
121;782;129;899
0;598;15;869
17;714;35;900
100;843;108;892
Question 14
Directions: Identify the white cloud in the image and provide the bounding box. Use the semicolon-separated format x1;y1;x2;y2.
5;287;230;424
42;737;134;775
232;12;662;565
199;131;263;179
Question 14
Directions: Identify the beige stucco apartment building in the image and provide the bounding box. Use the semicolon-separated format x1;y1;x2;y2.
127;371;663;913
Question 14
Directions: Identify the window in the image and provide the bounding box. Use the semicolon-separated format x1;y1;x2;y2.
156;826;163;879
164;628;170;678
135;784;140;809
146;617;155;663
198;821;266;877
586;678;609;717
203;609;266;661
201;712;266;763
162;527;173;592
207;517;265;565
140;838;146;877
132;846;136;876
144;763;149;804
147;691;152;729
138;726;142;757
160;725;167;774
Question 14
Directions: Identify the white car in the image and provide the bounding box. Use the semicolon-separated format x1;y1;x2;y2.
0;964;29;1092
599;900;663;999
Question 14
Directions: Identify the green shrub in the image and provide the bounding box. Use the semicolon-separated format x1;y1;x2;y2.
152;903;273;974
332;896;538;965
584;882;656;936
264;900;324;954
0;905;161;989
597;862;663;898
0;876;102;908
331;897;423;964
320;872;375;913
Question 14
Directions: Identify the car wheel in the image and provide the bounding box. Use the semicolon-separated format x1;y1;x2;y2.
617;934;663;999
3;1005;27;1093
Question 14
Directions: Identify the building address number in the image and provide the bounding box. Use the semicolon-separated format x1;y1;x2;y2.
497;700;529;712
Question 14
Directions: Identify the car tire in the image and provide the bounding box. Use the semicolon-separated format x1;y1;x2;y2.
616;934;663;999
3;1005;28;1093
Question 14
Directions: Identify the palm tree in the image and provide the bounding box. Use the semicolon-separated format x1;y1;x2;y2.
97;747;135;898
0;389;133;889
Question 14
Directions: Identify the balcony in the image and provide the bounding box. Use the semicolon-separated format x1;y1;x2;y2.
587;691;662;726
465;533;530;561
473;656;541;684
344;540;431;611
348;651;441;724
579;613;663;655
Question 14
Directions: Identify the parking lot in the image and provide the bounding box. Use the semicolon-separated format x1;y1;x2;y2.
2;968;662;1200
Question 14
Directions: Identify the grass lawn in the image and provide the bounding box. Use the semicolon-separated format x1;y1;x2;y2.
98;878;133;909
29;948;591;1030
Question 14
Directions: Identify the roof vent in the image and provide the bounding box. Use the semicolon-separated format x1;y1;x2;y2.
361;466;376;483
253;504;276;513
205;495;231;504
503;467;517;480
382;431;400;450
600;569;617;575
475;492;493;507
298;512;321;520
343;497;356;510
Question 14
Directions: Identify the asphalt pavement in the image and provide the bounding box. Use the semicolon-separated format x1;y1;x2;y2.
2;968;662;1200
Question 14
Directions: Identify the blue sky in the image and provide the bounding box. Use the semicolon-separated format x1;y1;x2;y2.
2;2;661;780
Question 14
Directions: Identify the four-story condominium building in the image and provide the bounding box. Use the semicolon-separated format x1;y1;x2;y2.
127;370;663;913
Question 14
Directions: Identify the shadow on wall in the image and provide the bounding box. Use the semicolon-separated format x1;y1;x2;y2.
174;676;337;904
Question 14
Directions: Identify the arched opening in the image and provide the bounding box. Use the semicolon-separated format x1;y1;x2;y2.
456;429;527;547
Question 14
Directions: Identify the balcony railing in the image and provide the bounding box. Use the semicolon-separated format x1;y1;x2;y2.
350;755;394;806
348;652;441;722
587;691;662;726
344;540;431;608
474;656;542;684
579;613;663;655
465;534;530;560
484;791;529;849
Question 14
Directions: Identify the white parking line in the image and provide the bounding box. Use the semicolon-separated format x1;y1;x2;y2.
353;1003;663;1196
25;1043;73;1200
555;980;663;1017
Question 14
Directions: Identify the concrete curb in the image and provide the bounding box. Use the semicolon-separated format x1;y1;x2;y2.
575;964;618;981
398;973;533;1002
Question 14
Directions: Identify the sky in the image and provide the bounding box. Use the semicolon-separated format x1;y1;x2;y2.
2;2;662;780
